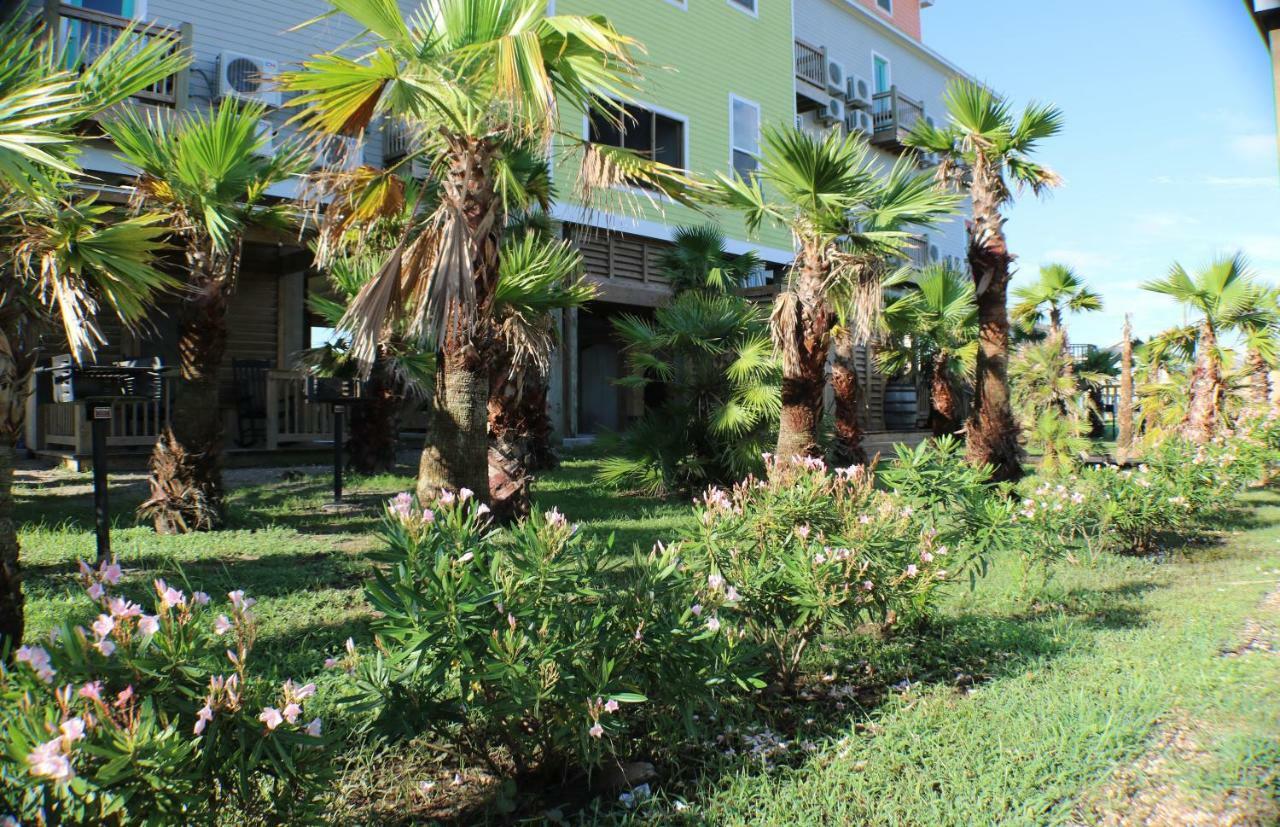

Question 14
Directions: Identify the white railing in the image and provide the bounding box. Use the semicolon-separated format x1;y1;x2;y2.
42;386;173;454
264;370;333;449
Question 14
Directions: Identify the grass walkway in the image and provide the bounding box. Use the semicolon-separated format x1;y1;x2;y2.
12;454;1280;824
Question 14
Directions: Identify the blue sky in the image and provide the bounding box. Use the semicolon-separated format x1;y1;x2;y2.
922;0;1279;347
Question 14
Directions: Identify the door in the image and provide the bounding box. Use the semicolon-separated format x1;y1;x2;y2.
873;55;891;94
64;0;145;69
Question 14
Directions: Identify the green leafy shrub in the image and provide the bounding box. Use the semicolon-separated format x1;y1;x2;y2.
352;491;754;778
0;563;327;825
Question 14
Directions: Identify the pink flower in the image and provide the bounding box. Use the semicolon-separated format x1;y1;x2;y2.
305;717;323;737
708;573;724;591
292;682;317;700
194;704;214;735
725;586;741;602
86;582;105;601
283;703;303;724
439;489;456;506
604;699;620;714
706;616;721;633
138;615;159;636
458;487;474;502
16;645;55;683
107;597;140;619
457;552;474;565
690;603;703;617
91;614;114;639
213;615;232;635
905;565;919;578
115;686;134;707
920;551;934;564
323;657;338;669
228;590;255;612
476;503;491;516
26;738;72;782
389;492;414;519
95;639;116;657
100;561;123;586
545;507;567;528
155;580;184;609
863;580;874;591
78;681;103;702
421;508;435;523
78;560;93;577
796;525;811;540
259;707;284;731
60;718;86;743
192;591;210;606
589;723;604;739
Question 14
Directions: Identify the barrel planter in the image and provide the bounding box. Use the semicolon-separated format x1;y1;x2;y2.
883;381;919;431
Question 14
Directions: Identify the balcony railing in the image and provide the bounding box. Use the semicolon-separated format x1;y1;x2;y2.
1068;344;1099;360
795;39;826;89
871;87;925;148
44;1;189;108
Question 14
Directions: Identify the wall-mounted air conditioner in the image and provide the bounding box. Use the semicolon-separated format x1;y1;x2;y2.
821;96;845;125
216;51;282;108
826;59;846;97
846;108;874;135
846;75;872;109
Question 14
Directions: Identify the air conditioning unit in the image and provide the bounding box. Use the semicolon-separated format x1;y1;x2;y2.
845;108;873;135
821;96;845;125
845;75;872;109
313;135;363;171
216;51;282;108
826;59;846;97
252;119;276;159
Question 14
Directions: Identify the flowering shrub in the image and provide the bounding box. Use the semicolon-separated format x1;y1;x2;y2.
0;562;328;824
352;490;753;777
681;441;1007;687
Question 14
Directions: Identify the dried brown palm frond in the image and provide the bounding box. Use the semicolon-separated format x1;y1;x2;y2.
770;289;804;368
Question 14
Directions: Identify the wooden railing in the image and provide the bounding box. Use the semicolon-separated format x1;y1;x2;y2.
264;370;333;450
1068;344;1100;360
42;385;173;454
795;39;826;88
45;1;189;108
871;87;926;136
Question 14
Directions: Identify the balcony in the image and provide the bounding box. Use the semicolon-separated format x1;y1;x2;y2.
870;87;925;151
794;39;828;110
43;1;189;109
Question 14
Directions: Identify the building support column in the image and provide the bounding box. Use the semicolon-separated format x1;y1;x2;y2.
547;309;565;441
277;270;307;369
564;307;579;438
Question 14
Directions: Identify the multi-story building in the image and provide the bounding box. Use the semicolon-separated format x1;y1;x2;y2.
1248;0;1280;162
16;0;972;463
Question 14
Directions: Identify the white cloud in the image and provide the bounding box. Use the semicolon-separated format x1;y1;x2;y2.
1203;175;1277;189
1040;249;1116;271
1150;175;1176;185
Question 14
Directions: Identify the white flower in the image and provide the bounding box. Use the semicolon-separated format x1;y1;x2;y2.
588;723;604;738
213;615;232;636
457;552;475;565
86;582;105;601
476;503;491;516
725;586;741;602
706;616;721;633
905;564;919;578
283;703;303;725
305;718;323;737
91;614;114;639
708;573;724;590
192;591;210;606
690;603;703;617
604;699;620;714
458;487;474;501
95;639;116;657
26;738;72;782
138;615;160;636
194;704;213;735
59;718;86;743
228;590;256;612
259;707;283;731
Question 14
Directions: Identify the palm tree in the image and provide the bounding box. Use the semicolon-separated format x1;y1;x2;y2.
0;18;188;650
716;126;958;461
1239;288;1280;410
1011;263;1102;338
1116;314;1135;461
102;102;309;533
907;79;1064;481
599;226;777;496
879;264;978;436
281;0;696;503
1142;254;1267;442
488;228;595;519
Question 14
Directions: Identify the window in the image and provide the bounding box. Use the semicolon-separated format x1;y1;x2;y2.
730;95;760;178
68;0;144;16
729;0;758;14
588;102;686;171
876;0;892;12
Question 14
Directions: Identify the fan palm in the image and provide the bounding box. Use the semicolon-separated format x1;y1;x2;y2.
879;264;978;436
102;101;311;533
716;125;958;462
1116;315;1135;459
281;0;697;503
1011;263;1102;337
600;227;778;496
0;17;188;650
907;78;1064;481
1142;254;1267;442
488;227;595;518
1238;287;1280;410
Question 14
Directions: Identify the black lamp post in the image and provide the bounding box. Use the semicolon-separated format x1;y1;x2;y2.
38;356;165;564
303;376;367;509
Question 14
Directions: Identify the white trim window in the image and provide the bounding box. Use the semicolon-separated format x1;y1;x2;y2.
663;0;689;8
730;95;761;178
728;0;759;16
876;0;893;13
587;99;689;181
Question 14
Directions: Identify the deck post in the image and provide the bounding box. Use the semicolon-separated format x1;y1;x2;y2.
265;375;279;450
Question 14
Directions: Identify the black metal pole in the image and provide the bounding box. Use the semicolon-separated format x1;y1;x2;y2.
90;405;111;565
333;404;345;504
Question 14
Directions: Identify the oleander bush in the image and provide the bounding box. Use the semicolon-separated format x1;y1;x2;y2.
0;563;328;825
349;490;757;779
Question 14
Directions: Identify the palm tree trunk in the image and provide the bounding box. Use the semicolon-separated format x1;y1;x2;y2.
929;352;959;436
486;346;539;522
1117;315;1134;461
416;139;500;502
0;435;21;654
1183;321;1221;444
1248;348;1270;410
830;330;866;465
143;266;228;533
348;357;400;475
774;256;830;461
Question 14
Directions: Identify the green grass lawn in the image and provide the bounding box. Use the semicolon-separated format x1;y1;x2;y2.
12;453;1280;825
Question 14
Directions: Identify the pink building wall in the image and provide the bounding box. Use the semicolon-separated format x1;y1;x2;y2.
851;0;921;40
